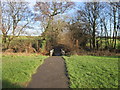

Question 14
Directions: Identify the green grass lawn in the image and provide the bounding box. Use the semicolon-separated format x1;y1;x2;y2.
64;56;119;88
2;54;47;88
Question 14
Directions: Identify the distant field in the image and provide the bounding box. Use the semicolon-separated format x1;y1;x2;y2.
64;56;119;88
86;38;120;49
2;54;47;88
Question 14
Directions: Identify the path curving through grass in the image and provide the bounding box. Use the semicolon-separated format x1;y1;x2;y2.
2;54;47;88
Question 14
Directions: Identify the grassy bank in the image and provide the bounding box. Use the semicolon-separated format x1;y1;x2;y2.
2;54;47;88
64;56;119;88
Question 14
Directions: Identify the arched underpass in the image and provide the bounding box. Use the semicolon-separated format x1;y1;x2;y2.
51;44;70;56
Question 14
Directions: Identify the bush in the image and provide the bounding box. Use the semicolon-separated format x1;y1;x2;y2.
7;37;44;53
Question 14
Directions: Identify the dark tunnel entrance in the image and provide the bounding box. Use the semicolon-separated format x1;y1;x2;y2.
52;45;64;56
51;44;69;56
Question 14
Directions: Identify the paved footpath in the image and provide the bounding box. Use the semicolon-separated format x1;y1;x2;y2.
27;56;69;88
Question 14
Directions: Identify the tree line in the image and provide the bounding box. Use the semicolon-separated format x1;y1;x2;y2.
0;1;120;54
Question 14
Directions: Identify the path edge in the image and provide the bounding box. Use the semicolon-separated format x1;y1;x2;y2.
62;56;70;88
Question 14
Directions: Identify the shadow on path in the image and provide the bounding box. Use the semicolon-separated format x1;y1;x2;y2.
2;79;22;88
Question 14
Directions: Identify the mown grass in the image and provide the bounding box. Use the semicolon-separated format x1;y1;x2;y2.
64;56;118;88
2;54;47;88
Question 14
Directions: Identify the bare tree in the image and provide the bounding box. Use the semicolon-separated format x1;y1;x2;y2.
77;2;103;50
111;2;119;49
1;2;33;49
107;2;119;49
34;2;74;36
44;16;69;51
34;2;74;51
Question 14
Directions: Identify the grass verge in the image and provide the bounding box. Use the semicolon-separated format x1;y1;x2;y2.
64;55;118;88
2;54;47;88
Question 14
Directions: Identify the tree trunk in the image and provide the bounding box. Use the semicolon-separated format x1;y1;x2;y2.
100;19;103;50
92;21;96;50
103;19;109;49
90;38;92;49
110;16;112;45
113;6;117;49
